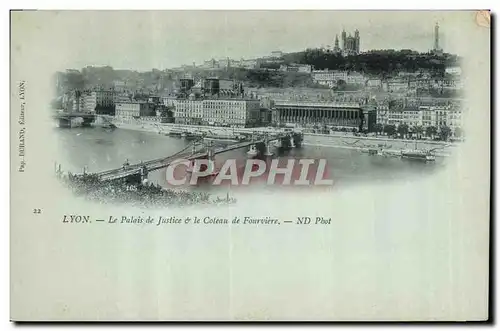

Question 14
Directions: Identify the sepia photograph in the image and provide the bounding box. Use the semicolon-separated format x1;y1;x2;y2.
10;9;491;322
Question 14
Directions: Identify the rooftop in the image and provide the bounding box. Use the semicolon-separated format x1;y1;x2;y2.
274;100;361;108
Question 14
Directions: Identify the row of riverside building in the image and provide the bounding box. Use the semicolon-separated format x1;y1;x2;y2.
169;98;262;127
311;68;463;91
270;99;463;136
62;79;464;137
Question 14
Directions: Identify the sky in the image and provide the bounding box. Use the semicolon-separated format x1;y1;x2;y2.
12;10;477;72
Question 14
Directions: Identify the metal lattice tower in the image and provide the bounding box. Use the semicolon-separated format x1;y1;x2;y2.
434;22;440;51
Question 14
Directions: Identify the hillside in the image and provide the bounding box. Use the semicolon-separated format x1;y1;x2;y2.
54;49;461;95
54;66;323;94
283;49;461;77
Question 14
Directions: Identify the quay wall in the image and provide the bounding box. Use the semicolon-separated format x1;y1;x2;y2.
111;120;458;155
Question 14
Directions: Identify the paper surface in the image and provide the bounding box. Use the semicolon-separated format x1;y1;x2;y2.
10;10;490;321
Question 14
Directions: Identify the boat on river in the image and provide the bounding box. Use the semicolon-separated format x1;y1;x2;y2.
168;129;184;137
400;142;436;162
401;149;436;162
202;130;247;141
181;131;199;140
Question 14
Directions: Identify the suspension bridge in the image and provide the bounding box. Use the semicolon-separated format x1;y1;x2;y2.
84;132;300;183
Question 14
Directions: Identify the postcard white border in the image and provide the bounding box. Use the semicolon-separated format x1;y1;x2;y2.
4;0;497;329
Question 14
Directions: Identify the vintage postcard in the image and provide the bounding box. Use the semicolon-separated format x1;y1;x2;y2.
10;10;490;321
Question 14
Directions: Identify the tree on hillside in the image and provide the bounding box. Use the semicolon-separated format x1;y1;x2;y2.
373;123;384;135
291;49;450;76
63;71;85;91
439;125;452;141
425;126;438;138
412;125;424;139
383;124;396;136
397;124;409;138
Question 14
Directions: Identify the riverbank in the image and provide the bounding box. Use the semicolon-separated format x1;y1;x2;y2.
302;134;455;157
110;119;457;156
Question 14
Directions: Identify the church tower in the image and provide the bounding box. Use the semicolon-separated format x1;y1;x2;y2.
354;29;360;54
341;29;347;51
334;35;340;53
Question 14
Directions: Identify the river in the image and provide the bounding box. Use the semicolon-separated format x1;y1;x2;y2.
55;127;448;194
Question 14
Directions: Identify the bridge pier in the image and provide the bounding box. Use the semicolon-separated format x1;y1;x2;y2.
263;139;273;156
139;165;149;184
292;132;303;148
279;136;292;150
205;144;218;176
247;144;258;157
188;141;218;177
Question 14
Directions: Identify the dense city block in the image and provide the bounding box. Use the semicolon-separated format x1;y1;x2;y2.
51;23;463;141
